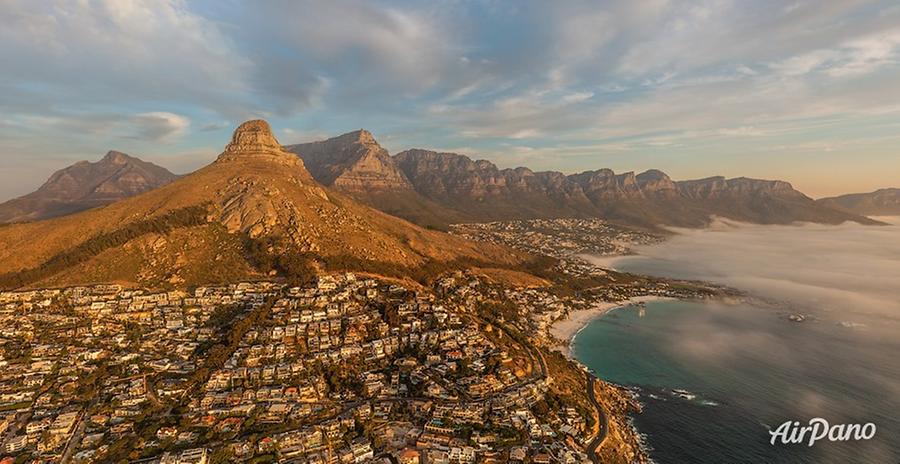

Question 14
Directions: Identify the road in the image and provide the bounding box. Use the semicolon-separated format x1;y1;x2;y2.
585;372;609;464
59;411;86;463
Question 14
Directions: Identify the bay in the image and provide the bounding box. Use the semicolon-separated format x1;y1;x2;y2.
574;220;900;463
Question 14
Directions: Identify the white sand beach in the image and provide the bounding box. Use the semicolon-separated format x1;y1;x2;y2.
550;295;673;358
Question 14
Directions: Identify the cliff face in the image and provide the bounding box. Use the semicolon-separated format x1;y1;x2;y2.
0;150;178;224
818;188;900;216
394;149;601;221
393;148;874;227
677;176;799;199
285;130;413;192
282;130;877;229
285;135;463;228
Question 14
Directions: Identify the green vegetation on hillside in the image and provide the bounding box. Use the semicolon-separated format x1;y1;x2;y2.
244;234;556;286
0;204;210;289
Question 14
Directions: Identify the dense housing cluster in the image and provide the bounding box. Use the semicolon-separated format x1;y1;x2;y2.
0;273;611;464
0;221;722;464
451;219;660;262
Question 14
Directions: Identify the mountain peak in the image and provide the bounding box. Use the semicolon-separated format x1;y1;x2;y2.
636;169;670;181
818;187;900;216
285;129;414;192
217;119;301;166
103;150;133;165
226;119;281;152
352;129;376;143
330;129;378;146
0;151;178;224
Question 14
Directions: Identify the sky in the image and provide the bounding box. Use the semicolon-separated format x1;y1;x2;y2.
1;0;899;202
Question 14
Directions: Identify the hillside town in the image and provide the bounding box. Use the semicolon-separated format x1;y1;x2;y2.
450;219;661;278
0;255;717;464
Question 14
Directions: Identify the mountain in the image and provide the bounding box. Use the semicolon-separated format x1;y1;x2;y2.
0;151;178;223
286;130;411;192
393;149;878;228
818;188;900;216
0;121;523;290
394;149;600;221
285;132;464;228
285;131;875;229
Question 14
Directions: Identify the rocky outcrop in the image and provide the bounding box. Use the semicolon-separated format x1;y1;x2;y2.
217;119;305;167
635;169;679;198
215;120;328;239
285;134;461;228
0;150;178;224
676;176;799;199
285;130;413;192
818;188;900;216
394;149;600;221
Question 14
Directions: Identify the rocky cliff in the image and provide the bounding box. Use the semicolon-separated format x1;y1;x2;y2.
285;130;413;192
286;134;464;228
392;148;876;228
280;130;879;229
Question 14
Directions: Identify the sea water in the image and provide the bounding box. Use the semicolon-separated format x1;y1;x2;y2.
574;220;900;463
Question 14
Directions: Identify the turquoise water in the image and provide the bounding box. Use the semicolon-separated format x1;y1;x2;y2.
573;300;900;463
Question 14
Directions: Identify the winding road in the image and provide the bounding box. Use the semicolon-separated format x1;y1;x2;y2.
585;372;608;464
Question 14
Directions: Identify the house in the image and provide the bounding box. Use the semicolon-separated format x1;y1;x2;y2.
448;446;476;463
160;447;209;464
509;447;528;462
398;448;420;464
4;435;27;453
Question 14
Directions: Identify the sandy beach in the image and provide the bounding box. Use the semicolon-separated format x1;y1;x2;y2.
550;295;673;358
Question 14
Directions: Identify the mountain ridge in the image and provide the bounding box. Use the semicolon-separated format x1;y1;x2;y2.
287;131;876;229
285;133;465;228
4;128;882;230
0;150;179;224
0;121;525;290
818;188;900;216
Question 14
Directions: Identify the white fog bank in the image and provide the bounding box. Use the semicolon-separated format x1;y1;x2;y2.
591;218;900;322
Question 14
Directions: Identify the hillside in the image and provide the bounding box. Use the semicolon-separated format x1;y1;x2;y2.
0;151;178;223
818;188;900;216
0;121;524;290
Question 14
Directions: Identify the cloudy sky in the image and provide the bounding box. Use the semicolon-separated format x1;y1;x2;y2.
2;0;899;201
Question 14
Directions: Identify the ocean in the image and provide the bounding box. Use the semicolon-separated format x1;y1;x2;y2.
574;219;900;463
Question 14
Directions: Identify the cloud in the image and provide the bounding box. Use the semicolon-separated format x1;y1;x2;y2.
5;111;191;143
770;28;900;78
716;126;768;137
0;0;250;114
233;0;489;109
825;28;900;77
129;112;190;142
2;0;900;201
770;50;841;76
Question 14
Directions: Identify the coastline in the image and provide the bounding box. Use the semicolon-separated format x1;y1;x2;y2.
550;295;673;359
555;296;667;464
